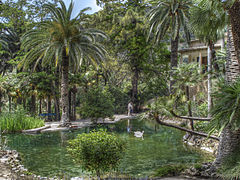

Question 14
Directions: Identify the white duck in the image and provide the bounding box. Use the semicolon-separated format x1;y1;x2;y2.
134;131;144;138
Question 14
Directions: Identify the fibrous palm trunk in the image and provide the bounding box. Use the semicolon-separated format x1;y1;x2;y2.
60;54;69;125
170;29;180;93
214;27;240;167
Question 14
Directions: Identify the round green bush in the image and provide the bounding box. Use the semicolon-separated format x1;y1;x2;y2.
67;129;126;177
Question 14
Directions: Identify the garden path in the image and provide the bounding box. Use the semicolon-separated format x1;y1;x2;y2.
22;114;138;134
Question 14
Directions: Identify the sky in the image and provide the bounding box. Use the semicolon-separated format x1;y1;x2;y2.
2;0;102;16
63;0;102;16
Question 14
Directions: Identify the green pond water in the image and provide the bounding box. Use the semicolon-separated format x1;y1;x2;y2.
6;118;205;178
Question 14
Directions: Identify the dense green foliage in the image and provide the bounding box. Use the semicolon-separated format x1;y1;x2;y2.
79;87;114;122
0;110;44;133
67;129;126;177
209;78;240;135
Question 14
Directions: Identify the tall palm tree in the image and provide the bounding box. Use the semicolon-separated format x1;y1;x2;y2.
190;0;228;116
147;0;192;75
212;0;240;168
20;1;107;125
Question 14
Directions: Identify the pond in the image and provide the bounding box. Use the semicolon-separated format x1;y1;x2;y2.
6;118;205;178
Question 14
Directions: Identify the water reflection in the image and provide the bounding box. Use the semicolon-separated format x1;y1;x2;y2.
6;118;203;178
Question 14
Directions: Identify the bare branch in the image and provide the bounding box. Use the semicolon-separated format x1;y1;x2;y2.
170;110;211;121
151;113;219;141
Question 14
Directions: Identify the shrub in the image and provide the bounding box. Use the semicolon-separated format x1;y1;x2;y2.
67;129;126;178
0;110;44;133
80;87;114;122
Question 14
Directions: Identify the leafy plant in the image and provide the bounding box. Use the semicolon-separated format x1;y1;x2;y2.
67;129;126;178
209;78;240;135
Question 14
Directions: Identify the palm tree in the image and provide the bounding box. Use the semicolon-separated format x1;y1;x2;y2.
212;0;240;168
190;0;228;116
147;0;192;79
20;1;107;125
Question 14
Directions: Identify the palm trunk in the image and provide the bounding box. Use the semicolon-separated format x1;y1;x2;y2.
170;30;180;93
60;54;70;125
207;45;212;117
214;27;240;167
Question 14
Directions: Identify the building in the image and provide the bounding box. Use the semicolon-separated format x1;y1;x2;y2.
178;38;225;73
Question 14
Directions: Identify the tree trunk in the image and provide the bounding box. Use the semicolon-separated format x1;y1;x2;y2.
69;89;72;121
52;76;60;121
72;85;77;121
60;54;70;125
30;86;36;115
8;95;11;113
131;67;139;112
170;30;180;93
47;95;51;121
186;86;194;130
39;98;42;114
54;96;60;121
214;27;240;167
207;45;212;117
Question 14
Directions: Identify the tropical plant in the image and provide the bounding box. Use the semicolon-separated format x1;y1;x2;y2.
20;1;107;125
67;129;126;178
205;0;240;168
209;78;240;135
147;0;192;71
190;0;228;116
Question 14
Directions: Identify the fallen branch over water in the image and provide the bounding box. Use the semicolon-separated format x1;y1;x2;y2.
151;113;219;141
170;110;211;121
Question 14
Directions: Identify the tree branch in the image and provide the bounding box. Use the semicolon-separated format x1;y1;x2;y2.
152;114;219;141
170;110;211;121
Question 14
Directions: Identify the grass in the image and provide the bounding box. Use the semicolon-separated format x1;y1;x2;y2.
0;110;44;133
